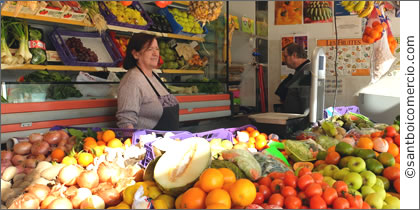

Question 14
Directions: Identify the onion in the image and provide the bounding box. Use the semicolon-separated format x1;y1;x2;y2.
45;156;52;162
31;141;50;155
80;195;105;209
71;188;92;209
41;195;58;209
44;131;61;145
26;184;50;201
77;170;99;189
64;185;78;198
36;154;46;162
95;187;121;207
29;133;43;144
1;159;12;174
57;130;70;141
58;165;83;186
11;155;26;166
16;165;25;174
24;158;37;168
13;142;32;155
68;136;77;145
47;197;73;209
24;168;34;175
58;138;68;147
1;150;14;161
9;193;40;209
97;162;121;184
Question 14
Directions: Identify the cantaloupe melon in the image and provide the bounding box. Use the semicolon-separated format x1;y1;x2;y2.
153;137;211;196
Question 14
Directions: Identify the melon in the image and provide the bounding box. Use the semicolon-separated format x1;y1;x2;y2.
153;137;211;197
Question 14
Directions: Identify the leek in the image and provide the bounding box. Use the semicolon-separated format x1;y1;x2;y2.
9;20;32;64
1;19;18;64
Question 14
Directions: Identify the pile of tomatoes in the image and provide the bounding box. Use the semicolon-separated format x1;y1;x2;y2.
249;170;372;209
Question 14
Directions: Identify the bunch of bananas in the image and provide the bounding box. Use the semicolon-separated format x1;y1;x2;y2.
306;1;333;21
341;1;377;18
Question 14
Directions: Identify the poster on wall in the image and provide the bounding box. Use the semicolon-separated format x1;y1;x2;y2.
281;35;308;80
274;1;303;25
241;17;254;34
304;1;333;24
317;38;372;76
334;1;357;16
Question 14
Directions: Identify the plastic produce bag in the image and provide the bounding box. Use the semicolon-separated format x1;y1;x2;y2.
132;186;152;209
75;72;118;97
28;27;47;65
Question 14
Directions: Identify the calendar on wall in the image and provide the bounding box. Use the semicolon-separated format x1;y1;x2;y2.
317;39;373;76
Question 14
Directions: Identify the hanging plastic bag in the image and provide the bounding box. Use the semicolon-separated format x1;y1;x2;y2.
75;72;112;97
362;6;383;44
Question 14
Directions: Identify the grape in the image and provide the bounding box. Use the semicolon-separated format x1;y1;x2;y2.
65;37;99;62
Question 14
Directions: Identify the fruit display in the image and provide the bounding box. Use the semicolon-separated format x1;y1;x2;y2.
158;40;184;69
65;37;99;62
168;8;204;34
305;1;333;21
188;1;224;24
147;12;173;33
340;1;376;18
103;1;147;26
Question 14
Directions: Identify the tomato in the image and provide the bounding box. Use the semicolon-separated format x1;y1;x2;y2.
322;187;338;206
258;176;272;187
320;182;330;191
297;174;315;191
333;197;350;209
284;196;302;209
258;185;272;201
385;136;394;144
304;183;323;198
385;126;397;137
252;192;265;205
120;1;133;6
254;182;260;188
281;186;297;197
268;172;284;180
298;167;312;177
325;151;341;165
309;195;327;209
333;181;348;196
362;201;371;209
155;1;172;8
311;173;323;184
270;179;284;193
371;131;384;139
393;177;400;193
268;193;284;207
284;173;298;188
346;194;363;209
394;134;400;146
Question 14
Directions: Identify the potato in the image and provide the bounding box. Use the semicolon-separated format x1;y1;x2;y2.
41;164;65;181
1;166;17;181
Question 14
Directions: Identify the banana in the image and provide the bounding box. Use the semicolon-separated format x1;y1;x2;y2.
344;3;355;12
321;7;327;20
358;1;374;18
354;1;366;13
341;1;350;7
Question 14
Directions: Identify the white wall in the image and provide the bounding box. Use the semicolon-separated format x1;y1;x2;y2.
267;1;400;114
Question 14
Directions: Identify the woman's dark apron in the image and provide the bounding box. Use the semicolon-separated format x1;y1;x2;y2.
136;65;179;130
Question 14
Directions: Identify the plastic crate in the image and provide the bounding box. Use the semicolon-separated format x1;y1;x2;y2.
98;1;153;30
158;7;208;36
226;124;258;136
49;125;137;139
194;128;234;142
49;28;122;67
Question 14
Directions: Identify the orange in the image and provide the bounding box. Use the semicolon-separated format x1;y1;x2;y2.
78;153;94;167
373;24;384;32
325;151;340;165
51;148;66;163
194;180;201;188
229;179;256;207
96;141;106;146
96;131;103;141
206;203;229;209
218;168;236;185
180;187;206;209
372;21;381;28
103;130;116;143
357;137;374;149
84;137;96;142
222;183;234;191
370;30;382;40
84;140;97;152
256;134;267;142
175;194;184;210
205;189;231;209
124;138;132;147
327;146;336;153
255;138;268;150
107;138;123;148
260;133;268;140
250;130;261;138
248;137;256;144
314;160;326;167
246;126;255;133
199;168;224;192
395;155;400;163
362;35;370;43
394;163;400;169
364;26;373;35
247;142;256;148
93;145;105;157
387;143;399;157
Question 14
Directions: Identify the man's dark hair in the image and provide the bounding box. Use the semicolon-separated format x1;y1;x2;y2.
284;43;307;59
123;33;156;70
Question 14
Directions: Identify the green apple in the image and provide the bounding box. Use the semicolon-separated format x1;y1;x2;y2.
334;168;351;180
360;171;377;187
210;138;222;146
347;157;366;173
348;188;362;197
221;140;233;149
361;186;376;198
372;184;386;200
366;158;384;175
323;176;336;187
375;178;384;188
384;196;400;209
314;163;327;172
376;176;390;191
323;165;340;177
344;172;363;190
365;193;384;209
335;141;354;156
339;156;353;168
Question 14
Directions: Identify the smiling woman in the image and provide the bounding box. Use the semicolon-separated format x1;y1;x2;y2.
116;33;179;131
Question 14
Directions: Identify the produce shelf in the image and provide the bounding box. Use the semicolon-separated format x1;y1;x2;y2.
1;11;93;27
1;64;103;72
162;69;205;74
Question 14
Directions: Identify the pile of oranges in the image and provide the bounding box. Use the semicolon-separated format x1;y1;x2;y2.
233;127;269;151
362;21;398;54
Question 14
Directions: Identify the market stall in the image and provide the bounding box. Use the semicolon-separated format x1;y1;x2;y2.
1;1;403;210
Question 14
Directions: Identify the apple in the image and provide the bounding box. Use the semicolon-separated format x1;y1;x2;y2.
360;171;376;187
323;165;340;177
314;163;327;172
347;157;366;173
339;156;353;168
221;140;233;149
365;193;384;209
323;176;336;187
372;184;386;200
348;188;362;197
343;172;363;190
375;178;384;188
333;168;351;180
210;138;222;146
384;196;400;209
361;186;376;198
376;176;390;190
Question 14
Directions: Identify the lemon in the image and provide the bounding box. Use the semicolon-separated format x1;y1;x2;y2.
148;186;162;199
155;194;175;209
153;199;169;209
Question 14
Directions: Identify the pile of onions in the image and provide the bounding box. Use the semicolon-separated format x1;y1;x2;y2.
13;142;32;155
77;170;99;189
28;133;43;143
95;187;121;207
70;188;92;209
58;165;83;186
47;197;73;209
80;195;105;209
1;150;13;161
97;162;121;184
11;155;26;166
31;141;50;155
43;131;61;145
26;184;50;201
9;193;40;209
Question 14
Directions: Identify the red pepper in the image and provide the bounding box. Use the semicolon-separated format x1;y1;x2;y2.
155;1;172;8
120;1;133;6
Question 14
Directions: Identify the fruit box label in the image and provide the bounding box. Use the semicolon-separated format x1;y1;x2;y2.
2;3;38;15
36;8;65;18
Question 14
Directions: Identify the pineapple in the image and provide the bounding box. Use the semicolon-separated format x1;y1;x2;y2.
188;1;223;24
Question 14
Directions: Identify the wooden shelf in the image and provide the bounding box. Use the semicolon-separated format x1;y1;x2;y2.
1;11;93;27
162;69;205;74
1;64;103;72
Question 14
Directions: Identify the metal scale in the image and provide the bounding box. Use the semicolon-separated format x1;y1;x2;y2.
248;47;326;138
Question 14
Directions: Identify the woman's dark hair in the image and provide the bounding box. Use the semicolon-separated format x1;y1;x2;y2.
284;43;307;59
123;33;157;70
